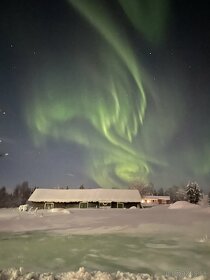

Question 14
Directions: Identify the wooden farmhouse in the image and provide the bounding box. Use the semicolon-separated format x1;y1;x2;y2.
28;188;142;209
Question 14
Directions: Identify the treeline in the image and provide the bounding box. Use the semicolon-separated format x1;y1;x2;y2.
129;182;210;203
0;181;210;208
0;181;32;208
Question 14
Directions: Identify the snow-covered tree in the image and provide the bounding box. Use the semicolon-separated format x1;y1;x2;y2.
185;181;201;204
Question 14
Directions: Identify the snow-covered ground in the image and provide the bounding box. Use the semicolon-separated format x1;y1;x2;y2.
0;203;210;280
0;202;210;236
0;267;207;280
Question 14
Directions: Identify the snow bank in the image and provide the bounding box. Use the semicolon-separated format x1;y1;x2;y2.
129;206;137;209
169;201;200;209
0;267;207;280
49;208;71;214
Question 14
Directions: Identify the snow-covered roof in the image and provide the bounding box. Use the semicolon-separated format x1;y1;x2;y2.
28;188;142;203
143;196;170;200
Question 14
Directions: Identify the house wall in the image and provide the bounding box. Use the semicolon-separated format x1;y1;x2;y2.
124;202;141;208
53;202;80;208
87;202;100;208
143;199;170;205
29;201;141;209
29;202;81;209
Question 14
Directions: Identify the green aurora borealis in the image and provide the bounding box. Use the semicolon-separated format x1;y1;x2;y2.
15;0;209;188
24;0;169;187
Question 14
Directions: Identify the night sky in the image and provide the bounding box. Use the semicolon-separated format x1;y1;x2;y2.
0;0;210;190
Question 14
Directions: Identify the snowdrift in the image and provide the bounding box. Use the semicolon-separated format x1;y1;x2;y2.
0;267;207;280
49;208;71;214
169;201;200;209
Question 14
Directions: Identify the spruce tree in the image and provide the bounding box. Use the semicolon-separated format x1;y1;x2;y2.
185;181;201;204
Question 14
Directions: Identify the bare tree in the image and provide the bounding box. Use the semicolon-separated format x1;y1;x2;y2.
164;185;187;203
157;187;164;196
129;181;155;196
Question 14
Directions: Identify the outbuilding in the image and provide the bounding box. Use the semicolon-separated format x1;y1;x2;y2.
28;188;142;209
141;195;170;207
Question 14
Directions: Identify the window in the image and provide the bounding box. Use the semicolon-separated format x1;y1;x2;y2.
117;202;124;208
44;202;54;209
79;202;88;208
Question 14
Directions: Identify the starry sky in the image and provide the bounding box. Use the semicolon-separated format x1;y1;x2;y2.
0;0;210;190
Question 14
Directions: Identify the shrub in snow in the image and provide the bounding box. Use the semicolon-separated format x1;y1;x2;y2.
18;204;29;212
185;182;201;204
